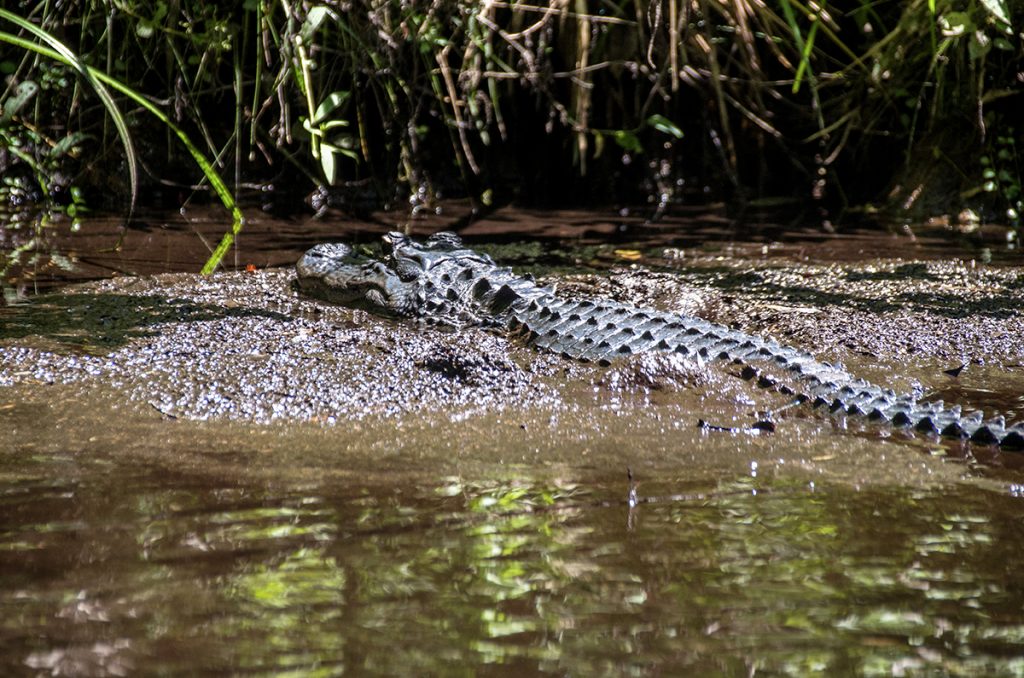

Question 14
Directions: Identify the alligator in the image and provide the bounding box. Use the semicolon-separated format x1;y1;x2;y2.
296;231;1024;450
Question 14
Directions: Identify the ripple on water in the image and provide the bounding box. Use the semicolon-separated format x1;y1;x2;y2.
2;466;1024;674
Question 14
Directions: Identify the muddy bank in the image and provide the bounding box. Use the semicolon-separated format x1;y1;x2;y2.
574;257;1024;363
0;270;581;423
565;256;1024;422
2;248;1022;458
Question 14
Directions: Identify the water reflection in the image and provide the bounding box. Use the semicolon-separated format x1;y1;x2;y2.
2;466;1024;675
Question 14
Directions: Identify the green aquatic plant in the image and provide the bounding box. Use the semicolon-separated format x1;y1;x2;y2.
3;0;1023;286
0;7;241;274
978;131;1021;226
0;8;137;220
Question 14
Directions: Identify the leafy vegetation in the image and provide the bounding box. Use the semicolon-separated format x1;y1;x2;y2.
1;1;1021;274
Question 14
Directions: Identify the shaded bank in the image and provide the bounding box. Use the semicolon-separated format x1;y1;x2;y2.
3;204;1022;300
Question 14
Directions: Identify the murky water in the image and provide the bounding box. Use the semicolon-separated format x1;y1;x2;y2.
3;403;1024;675
3;208;1024;674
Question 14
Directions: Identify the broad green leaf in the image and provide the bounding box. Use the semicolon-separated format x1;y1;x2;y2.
969;31;991;61
300;6;331;42
152;2;168;24
312;90;350;124
51;131;91;157
301;117;322;138
647;114;683;138
613;130;643;154
939;12;973;37
0;79;38;122
320;146;336;184
980;0;1010;25
320;140;359;161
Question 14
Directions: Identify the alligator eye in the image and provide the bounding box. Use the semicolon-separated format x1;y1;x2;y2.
382;232;408;254
428;232;463;249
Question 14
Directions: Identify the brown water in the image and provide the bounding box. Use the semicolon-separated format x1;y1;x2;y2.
4;203;1021;295
3;399;1024;676
3;207;1024;675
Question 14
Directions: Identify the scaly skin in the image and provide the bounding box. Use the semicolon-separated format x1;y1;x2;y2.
296;231;1024;449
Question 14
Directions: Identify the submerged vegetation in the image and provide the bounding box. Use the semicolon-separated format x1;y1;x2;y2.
0;1;1021;272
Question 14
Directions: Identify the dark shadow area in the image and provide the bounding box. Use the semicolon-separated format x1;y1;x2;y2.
844;263;936;282
0;293;292;352
671;266;1023;319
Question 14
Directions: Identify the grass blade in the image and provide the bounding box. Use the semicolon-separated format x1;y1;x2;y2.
0;9;138;224
0;17;242;274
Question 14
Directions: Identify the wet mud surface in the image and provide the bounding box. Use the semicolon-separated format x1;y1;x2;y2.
3;221;1024;674
1;270;571;423
3;252;1023;432
2;247;1024;454
6;202;1021;294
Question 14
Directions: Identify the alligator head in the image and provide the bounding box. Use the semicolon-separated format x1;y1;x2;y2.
296;232;504;323
295;240;418;316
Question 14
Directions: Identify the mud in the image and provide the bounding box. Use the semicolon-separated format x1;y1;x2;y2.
559;256;1024;421
2;245;1022;458
574;257;1024;363
0;270;582;423
5;202;1021;295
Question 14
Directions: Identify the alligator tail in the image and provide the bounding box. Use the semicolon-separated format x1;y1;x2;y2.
506;295;1024;450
